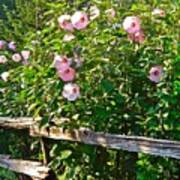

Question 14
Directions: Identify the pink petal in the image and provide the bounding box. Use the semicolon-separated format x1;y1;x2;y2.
71;11;89;30
149;66;163;83
21;50;30;60
128;30;145;43
58;67;76;82
58;15;74;31
8;41;16;51
12;53;22;62
62;83;80;101
123;16;141;34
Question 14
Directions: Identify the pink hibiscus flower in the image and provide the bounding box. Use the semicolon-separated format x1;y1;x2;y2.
123;16;141;34
8;41;16;51
0;55;8;64
1;72;9;82
0;40;6;49
53;55;71;72
21;50;30;60
152;8;166;17
12;53;22;62
62;83;80;101
58;15;74;31
149;66;163;83
58;67;76;82
71;11;89;30
128;30;145;43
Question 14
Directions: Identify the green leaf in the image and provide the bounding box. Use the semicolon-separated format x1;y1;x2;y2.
59;150;72;160
100;79;114;93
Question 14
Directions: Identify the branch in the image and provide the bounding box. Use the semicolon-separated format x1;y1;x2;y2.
0;155;50;179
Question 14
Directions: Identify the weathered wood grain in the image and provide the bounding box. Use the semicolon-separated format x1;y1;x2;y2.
30;126;180;159
0;155;50;179
0;117;180;159
0;117;34;129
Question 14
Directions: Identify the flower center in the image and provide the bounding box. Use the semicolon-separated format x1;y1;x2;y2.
153;70;160;76
160;12;165;16
62;21;68;26
131;22;136;27
80;17;85;23
72;88;77;93
62;58;68;63
65;68;70;74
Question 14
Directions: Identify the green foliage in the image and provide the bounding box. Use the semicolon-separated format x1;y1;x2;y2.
0;168;17;180
0;0;180;179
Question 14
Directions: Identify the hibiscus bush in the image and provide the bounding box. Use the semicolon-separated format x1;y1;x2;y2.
0;0;179;179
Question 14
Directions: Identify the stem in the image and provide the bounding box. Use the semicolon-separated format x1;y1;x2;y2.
40;138;47;165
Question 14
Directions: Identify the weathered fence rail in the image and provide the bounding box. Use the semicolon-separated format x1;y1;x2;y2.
1;117;180;159
0;117;34;129
0;155;50;179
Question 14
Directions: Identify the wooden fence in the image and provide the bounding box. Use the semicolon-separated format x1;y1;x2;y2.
0;117;180;179
0;155;50;179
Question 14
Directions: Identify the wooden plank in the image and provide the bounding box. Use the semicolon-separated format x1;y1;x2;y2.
0;155;50;179
0;117;34;129
30;126;180;159
0;117;68;129
0;117;180;159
